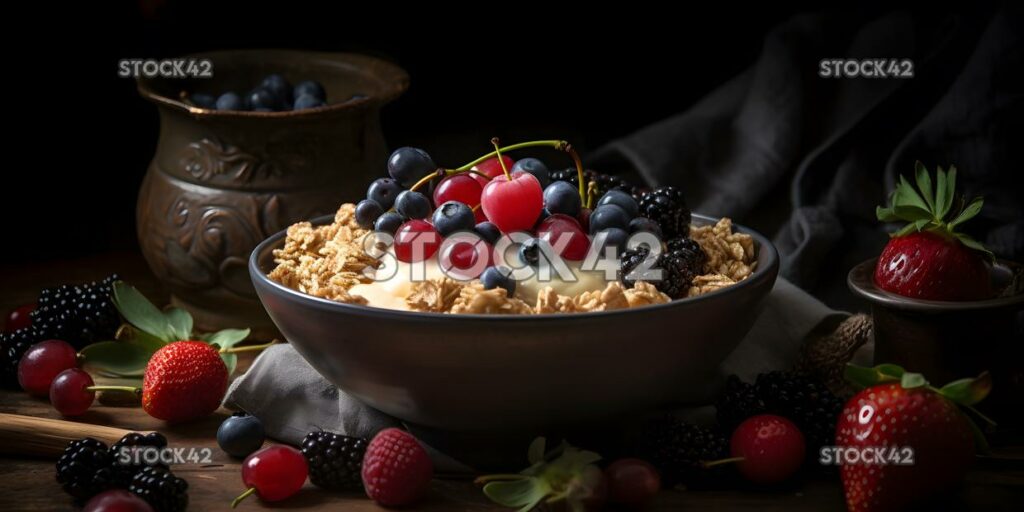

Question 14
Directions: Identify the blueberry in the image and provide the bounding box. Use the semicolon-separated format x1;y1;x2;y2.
217;412;265;458
395;190;432;219
594;228;629;254
388;147;436;187
367;178;403;210
247;87;279;111
543;181;582;218
481;266;516;296
374;211;405;234
355;199;384;228
190;93;216;109
215;92;246;111
432;201;476;237
475;222;501;245
518;238;544;267
294;93;325;110
512;158;550;188
260;73;292;104
589;204;631;234
597;190;639;218
294;80;326;101
629;217;663;238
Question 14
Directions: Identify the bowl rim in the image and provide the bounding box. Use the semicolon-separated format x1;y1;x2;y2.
848;258;1024;312
136;49;409;118
249;213;779;321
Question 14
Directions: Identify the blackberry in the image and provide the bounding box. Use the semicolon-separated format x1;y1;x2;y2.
56;437;116;502
110;432;169;487
619;246;702;299
754;371;845;454
30;274;121;349
666;237;707;270
550;168;642;199
0;327;40;387
634;416;730;488
301;430;368;491
639;186;691;239
129;466;189;512
715;375;766;431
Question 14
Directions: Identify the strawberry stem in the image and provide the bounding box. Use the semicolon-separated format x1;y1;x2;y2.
701;456;744;468
85;385;141;395
220;340;277;354
230;487;256;509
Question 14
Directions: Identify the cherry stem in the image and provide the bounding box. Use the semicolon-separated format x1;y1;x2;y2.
490;138;512;179
701;456;744;469
586;181;599;209
409;168;447;193
85;385;141;395
220;340;278;354
564;143;586;205
454;139;586;203
231;487;257;509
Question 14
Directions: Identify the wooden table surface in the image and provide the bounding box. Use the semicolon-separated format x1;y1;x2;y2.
1;252;1022;511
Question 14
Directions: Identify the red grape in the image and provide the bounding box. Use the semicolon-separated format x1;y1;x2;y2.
50;368;96;417
480;173;544;234
730;414;806;484
433;174;483;210
394;220;441;263
83;489;155;512
18;339;78;396
537;214;590;261
5;303;34;332
439;239;492;279
604;458;661;507
236;445;308;505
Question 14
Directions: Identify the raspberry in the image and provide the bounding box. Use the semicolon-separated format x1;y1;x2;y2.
361;428;433;506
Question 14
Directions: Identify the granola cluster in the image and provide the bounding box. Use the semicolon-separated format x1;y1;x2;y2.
267;203;757;313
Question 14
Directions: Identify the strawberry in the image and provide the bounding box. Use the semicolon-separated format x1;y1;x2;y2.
837;364;992;512
142;341;228;423
874;162;993;300
361;428;433;506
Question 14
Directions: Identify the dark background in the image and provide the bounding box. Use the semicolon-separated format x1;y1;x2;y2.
2;1;993;264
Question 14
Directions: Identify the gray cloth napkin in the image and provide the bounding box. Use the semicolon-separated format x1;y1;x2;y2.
224;277;850;472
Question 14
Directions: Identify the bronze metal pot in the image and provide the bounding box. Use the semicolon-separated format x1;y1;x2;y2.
136;50;407;337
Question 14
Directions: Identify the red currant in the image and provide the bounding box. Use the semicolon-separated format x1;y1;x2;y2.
18;339;78;397
480;172;544;234
83;489;155;512
233;445;309;507
50;368;96;417
604;458;661;507
5;303;34;332
433;174;483;211
439;239;492;279
471;155;515;187
537;214;590;261
730;414;806;484
394;220;441;263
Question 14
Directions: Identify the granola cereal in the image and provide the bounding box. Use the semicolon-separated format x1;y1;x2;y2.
625;281;672;307
450;283;535;315
573;282;630;312
535;287;579;314
688;218;757;296
406;278;464;313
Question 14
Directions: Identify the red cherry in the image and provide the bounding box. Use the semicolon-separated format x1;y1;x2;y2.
434;174;483;211
235;445;308;506
537;214;590;261
604;458;661;507
471;155;515;187
394;220;441;263
730;414;806;484
83;489;155;512
18;339;78;397
480;172;544;234
578;208;592;232
50;368;96;417
439;239;492;279
5;303;34;332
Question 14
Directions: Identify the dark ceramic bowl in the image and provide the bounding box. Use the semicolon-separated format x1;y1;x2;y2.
249;214;779;431
848;259;1024;425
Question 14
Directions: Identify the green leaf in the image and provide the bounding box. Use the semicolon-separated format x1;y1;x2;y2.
935;167;953;220
876;205;900;222
126;327;168;353
894;175;931;212
202;328;251;351
893;204;933;222
954;233;994;259
914;161;935;211
893;218;930;237
949;197;983;229
938;372;992;406
80;341;152;377
845;363;904;389
113;282;173;342
221;352;238;376
527;437;546;465
164;308;193;342
900;372;928;389
483;478;549;510
875;364;906;379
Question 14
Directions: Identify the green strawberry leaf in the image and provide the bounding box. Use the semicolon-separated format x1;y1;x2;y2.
164;307;194;342
113;282;173;342
900;372;928;389
845;363;905;389
893;204;933;222
527;437;546;465
895;175;930;212
115;325;166;353
202;328;251;350
949;196;983;229
935;166;952;219
483;478;549;511
893;218;930;237
221;352;238;376
938;372;992;406
876;205;900;222
954;233;995;260
80;341;153;377
914;161;935;211
876;364;906;379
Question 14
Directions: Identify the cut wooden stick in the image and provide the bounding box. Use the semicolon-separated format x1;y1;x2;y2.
0;413;149;458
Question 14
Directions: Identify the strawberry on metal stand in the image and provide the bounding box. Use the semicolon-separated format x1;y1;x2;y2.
874;162;994;301
836;363;993;512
